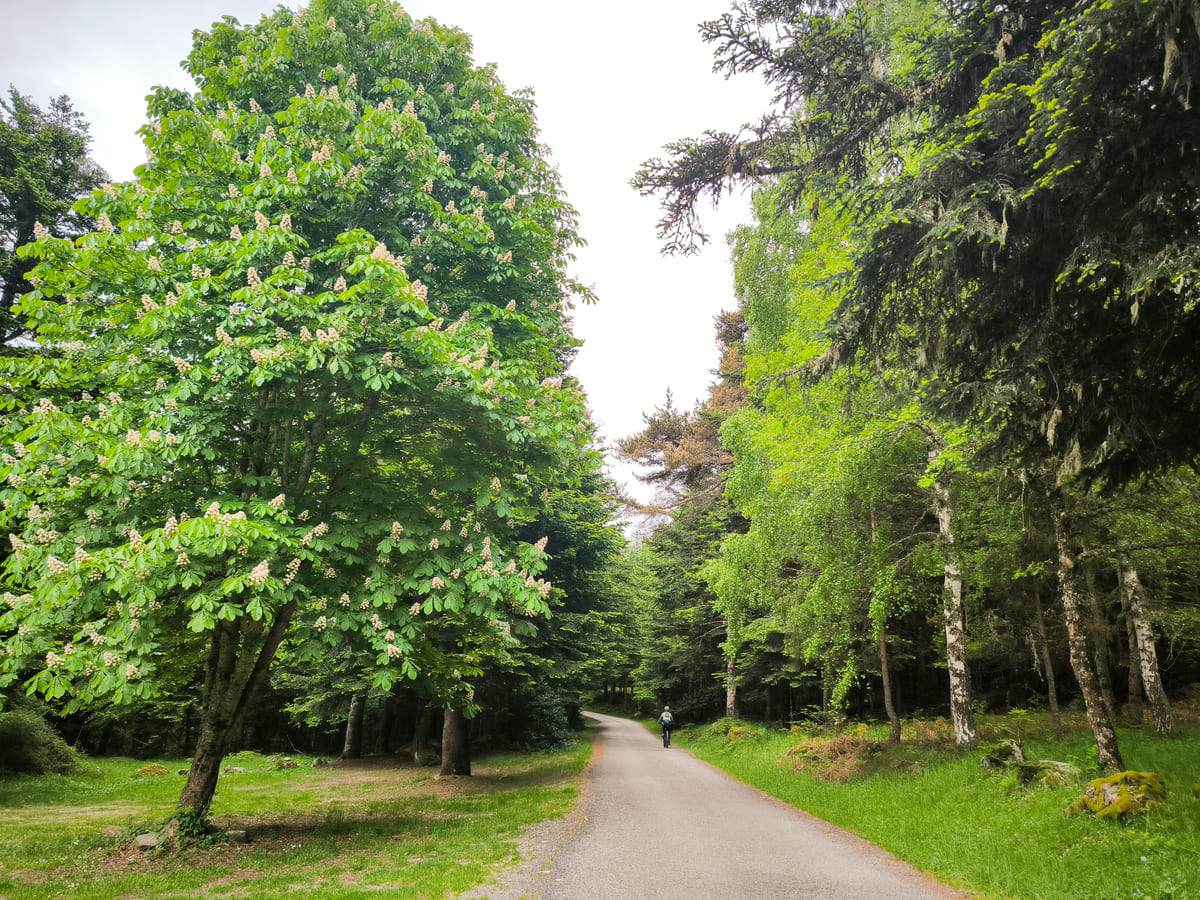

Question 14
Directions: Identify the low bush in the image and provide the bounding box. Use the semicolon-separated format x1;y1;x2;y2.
0;708;79;776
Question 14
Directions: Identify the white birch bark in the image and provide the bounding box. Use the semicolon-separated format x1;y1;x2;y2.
1053;506;1124;773
1117;553;1178;737
929;448;977;747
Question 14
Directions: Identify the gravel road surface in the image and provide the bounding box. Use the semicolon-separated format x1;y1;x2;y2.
525;712;966;900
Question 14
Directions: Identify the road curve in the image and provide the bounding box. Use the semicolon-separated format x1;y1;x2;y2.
540;712;966;900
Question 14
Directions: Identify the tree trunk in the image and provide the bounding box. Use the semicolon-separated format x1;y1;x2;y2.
929;451;978;747
378;694;395;754
878;625;901;744
725;656;738;718
1122;592;1145;726
1031;582;1063;740
177;601;298;818
440;707;471;776
1083;559;1119;724
1117;553;1178;737
340;693;366;761
1052;505;1124;773
177;717;230;821
411;704;433;764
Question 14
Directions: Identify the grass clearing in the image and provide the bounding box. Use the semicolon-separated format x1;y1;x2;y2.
667;708;1199;900
0;738;592;899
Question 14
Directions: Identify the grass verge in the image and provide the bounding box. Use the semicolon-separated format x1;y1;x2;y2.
0;736;592;899
666;710;1199;900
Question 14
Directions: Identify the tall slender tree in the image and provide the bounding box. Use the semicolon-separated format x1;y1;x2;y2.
0;88;106;344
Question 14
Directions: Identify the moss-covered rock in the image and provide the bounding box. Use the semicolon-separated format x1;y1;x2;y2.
980;741;1079;790
1065;771;1166;820
136;763;170;777
980;740;1025;769
725;726;759;743
1017;760;1080;789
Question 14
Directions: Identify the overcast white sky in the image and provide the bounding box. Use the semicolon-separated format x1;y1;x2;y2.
0;0;772;497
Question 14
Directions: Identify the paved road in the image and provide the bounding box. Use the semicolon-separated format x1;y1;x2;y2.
541;712;965;900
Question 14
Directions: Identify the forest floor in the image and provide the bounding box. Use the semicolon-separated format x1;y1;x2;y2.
0;741;591;899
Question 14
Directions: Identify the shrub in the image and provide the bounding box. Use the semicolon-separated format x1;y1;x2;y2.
512;689;575;752
725;725;760;743
784;734;878;782
0;708;80;775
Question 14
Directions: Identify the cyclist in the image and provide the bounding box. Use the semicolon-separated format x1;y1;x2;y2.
657;706;675;748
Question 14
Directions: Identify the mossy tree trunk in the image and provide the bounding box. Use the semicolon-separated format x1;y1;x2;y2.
1052;505;1124;773
1117;553;1177;737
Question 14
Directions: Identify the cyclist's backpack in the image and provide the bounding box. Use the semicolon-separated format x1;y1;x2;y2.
662;712;673;727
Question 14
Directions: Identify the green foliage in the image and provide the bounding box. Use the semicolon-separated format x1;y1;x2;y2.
646;0;1200;486
505;686;577;752
1067;742;1101;778
635;0;1200;756
171;805;223;846
0;0;598;724
703;189;957;712
626;495;734;717
0;704;79;775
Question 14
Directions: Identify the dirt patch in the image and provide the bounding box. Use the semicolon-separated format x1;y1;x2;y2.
0;803;149;826
217;755;564;801
1171;682;1200;727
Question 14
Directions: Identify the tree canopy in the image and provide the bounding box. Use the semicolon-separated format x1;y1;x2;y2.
0;0;598;817
638;0;1200;486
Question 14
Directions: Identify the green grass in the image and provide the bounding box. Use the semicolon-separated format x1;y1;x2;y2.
0;739;592;899
668;712;1200;900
